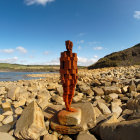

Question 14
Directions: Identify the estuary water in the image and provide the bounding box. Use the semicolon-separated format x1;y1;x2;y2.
0;72;55;81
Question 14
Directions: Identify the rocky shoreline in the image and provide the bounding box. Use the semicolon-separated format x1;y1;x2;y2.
0;65;140;140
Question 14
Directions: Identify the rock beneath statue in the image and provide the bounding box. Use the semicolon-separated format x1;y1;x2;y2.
57;107;81;126
44;102;96;134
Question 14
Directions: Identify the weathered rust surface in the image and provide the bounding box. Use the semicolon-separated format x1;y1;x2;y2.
60;40;78;112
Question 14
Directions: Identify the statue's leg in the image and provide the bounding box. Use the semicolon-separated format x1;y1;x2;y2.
63;84;70;111
67;84;76;112
69;84;75;106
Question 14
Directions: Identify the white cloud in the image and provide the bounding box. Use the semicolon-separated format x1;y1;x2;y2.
133;11;140;19
0;49;14;53
45;57;60;65
93;55;98;58
0;57;18;63
16;46;27;53
44;51;49;55
88;41;99;46
77;40;84;44
78;56;98;66
24;0;55;6
77;33;85;37
45;56;98;66
93;46;103;50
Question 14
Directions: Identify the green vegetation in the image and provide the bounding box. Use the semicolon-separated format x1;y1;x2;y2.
0;63;59;72
0;63;86;72
88;43;140;69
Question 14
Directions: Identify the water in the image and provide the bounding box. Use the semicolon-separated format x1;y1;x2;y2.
0;72;56;81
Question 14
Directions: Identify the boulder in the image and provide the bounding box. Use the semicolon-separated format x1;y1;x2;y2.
51;95;65;105
0;132;15;140
7;86;20;100
109;93;118;99
62;135;72;140
2;111;13;116
122;86;128;93
135;73;140;79
111;102;122;118
128;80;136;92
15;90;29;101
97;102;111;115
43;133;58;140
56;86;63;96
93;107;102;118
44;102;96;134
92;87;104;96
0;115;4;122
137;84;140;92
103;86;121;95
36;90;51;110
76;131;97;140
12;99;26;108
0;87;6;95
90;79;101;87
2;102;11;109
78;84;94;96
73;93;83;103
15;107;23;115
103;114;119;124
47;83;58;91
0;124;12;132
14;101;47;140
58;107;81;125
2;115;13;125
98;119;140;140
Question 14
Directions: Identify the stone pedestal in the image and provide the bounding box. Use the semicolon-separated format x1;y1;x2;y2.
43;102;96;134
58;107;81;126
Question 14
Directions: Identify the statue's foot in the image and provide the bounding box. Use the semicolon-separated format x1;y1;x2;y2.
67;107;77;112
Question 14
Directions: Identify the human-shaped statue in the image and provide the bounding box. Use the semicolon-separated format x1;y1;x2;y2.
60;40;78;112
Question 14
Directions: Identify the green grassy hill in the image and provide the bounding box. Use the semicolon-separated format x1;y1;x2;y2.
0;63;60;72
88;43;140;69
0;63;85;72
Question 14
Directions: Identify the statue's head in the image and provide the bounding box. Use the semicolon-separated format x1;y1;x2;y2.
65;40;73;52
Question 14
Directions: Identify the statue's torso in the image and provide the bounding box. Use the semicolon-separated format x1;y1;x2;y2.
60;51;78;84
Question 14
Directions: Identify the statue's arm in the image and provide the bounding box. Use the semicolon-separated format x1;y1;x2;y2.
60;53;65;83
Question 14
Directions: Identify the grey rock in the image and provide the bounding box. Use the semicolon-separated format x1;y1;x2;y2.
73;93;83;103
7;86;20;100
0;132;15;140
103;86;121;95
97;119;140;140
97;102;111;115
43;133;57;140
45;102;96;134
92;87;104;96
14;101;47;140
2;115;13;125
111;102;122;118
76;131;97;140
137;84;140;92
0;124;12;132
51;95;65;105
78;84;94;96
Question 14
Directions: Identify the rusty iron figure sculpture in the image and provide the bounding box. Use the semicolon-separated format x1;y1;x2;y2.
60;40;78;112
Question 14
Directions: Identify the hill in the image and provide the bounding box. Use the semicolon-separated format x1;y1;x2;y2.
88;43;140;69
0;63;85;72
0;63;60;72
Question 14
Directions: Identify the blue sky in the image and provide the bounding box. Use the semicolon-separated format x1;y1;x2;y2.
0;0;140;66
